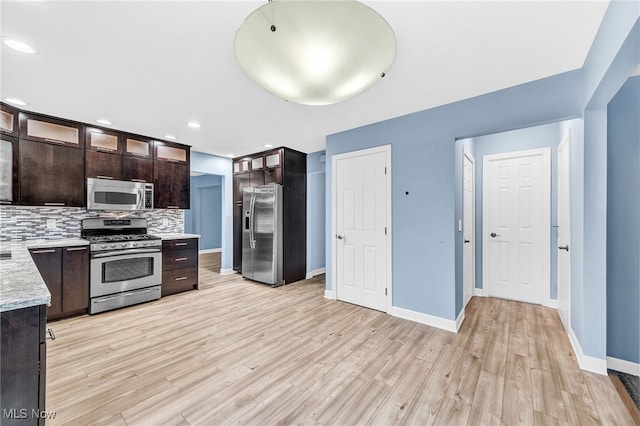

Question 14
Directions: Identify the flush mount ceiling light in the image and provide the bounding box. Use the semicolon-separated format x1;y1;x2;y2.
2;38;38;54
234;0;396;106
96;119;112;125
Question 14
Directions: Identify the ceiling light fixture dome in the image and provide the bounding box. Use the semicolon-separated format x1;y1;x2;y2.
234;0;396;106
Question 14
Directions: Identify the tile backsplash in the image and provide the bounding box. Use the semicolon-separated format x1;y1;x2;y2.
0;206;184;241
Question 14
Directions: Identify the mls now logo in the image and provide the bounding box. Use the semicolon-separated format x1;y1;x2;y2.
3;409;56;419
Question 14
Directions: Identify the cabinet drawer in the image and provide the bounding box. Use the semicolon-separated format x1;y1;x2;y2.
162;238;198;251
163;248;197;271
162;267;198;296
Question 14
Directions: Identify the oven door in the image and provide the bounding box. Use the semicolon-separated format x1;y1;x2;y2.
91;249;162;297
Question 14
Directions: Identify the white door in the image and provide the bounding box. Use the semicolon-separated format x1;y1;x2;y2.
463;149;475;307
333;146;390;312
483;148;550;305
557;132;571;329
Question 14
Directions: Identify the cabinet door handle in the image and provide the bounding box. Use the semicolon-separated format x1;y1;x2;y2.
95;148;116;153
174;276;188;281
96;175;113;180
31;249;56;254
167;206;180;209
47;328;56;340
44;202;65;206
174;257;188;262
43;138;66;145
131;179;147;183
66;246;88;251
175;242;188;246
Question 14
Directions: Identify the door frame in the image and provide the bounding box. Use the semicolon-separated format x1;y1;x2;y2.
463;148;476;308
482;147;551;306
331;145;392;312
557;131;571;330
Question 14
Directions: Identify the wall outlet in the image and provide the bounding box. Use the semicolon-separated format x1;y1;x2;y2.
46;219;56;229
162;218;169;226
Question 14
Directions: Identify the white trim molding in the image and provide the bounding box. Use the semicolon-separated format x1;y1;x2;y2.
219;268;236;276
305;268;326;279
474;288;484;297
324;289;336;300
390;306;458;333
544;299;558;309
607;357;640;376
455;308;465;332
566;324;607;375
199;248;222;254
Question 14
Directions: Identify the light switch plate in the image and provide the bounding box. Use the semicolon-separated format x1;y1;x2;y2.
458;219;462;232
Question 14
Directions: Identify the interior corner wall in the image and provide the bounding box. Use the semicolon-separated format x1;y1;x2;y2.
307;151;326;275
326;69;583;322
575;0;639;361
189;151;233;270
606;75;640;364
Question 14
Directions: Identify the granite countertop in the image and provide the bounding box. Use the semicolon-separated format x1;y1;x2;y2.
0;238;89;312
158;233;200;240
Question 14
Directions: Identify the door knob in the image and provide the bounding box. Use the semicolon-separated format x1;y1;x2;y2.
336;234;344;240
464;239;470;244
558;245;569;252
490;232;500;238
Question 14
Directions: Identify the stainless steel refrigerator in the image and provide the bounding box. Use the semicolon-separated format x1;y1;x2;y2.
242;183;284;286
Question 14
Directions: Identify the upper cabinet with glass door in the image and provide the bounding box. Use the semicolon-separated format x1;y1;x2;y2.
19;112;84;148
0;103;19;137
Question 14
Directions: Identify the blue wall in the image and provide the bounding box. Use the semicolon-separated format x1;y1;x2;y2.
307;151;326;275
607;75;640;364
454;118;583;314
189;151;233;271
326;69;584;322
577;0;639;360
185;174;223;250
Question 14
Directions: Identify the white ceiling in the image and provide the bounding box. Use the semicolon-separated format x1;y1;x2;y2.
1;0;609;158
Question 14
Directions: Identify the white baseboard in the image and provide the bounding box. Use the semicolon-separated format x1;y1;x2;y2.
545;298;558;309
474;288;484;297
390;306;458;333
455;308;465;332
565;323;607;375
305;268;326;279
219;268;236;276
199;248;221;254
608;356;640;376
324;289;335;300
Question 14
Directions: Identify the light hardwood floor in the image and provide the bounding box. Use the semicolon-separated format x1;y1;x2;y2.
45;254;635;425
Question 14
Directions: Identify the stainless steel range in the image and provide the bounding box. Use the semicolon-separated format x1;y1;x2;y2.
81;218;162;314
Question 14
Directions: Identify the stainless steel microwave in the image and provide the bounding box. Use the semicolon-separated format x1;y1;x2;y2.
87;178;154;211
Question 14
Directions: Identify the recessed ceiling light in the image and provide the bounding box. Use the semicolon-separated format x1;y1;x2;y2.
226;154;234;158
187;121;200;128
3;38;38;54
164;134;176;140
96;119;112;125
264;144;273;148
3;98;27;106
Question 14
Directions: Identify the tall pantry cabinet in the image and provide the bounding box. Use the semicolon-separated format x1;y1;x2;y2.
233;147;306;284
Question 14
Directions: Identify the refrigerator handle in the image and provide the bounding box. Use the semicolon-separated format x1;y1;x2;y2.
249;193;256;249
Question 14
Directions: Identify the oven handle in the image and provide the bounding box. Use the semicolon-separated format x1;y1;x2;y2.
92;248;161;258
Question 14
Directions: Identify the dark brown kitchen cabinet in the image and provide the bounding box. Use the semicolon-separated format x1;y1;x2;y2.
29;245;89;320
122;135;154;183
232;147;306;283
85;127;122;153
154;141;190;209
0;135;19;204
85;150;123;180
154;161;190;209
233;158;250;174
1;102;19;137
1;304;47;426
19;112;84;148
19;139;85;207
162;238;199;296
